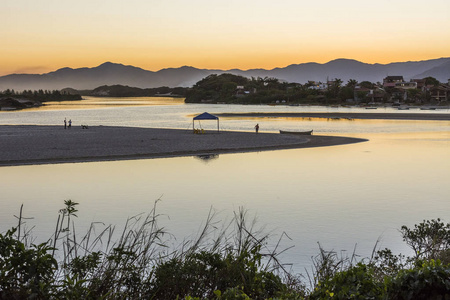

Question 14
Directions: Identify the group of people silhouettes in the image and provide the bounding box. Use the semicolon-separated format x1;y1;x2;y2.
64;118;72;129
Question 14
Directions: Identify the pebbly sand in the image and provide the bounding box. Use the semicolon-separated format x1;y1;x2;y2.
0;125;366;166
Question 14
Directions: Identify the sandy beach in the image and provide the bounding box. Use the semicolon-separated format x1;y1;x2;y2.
0;125;366;166
216;112;450;121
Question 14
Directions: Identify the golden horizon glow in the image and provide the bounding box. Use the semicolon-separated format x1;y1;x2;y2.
1;0;449;76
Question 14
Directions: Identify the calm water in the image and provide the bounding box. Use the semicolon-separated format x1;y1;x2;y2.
1;97;449;275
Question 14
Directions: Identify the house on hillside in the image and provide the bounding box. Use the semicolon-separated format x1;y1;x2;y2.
383;76;404;88
411;79;426;90
235;85;254;97
307;81;327;91
354;86;385;103
327;80;338;86
428;84;449;102
395;81;417;89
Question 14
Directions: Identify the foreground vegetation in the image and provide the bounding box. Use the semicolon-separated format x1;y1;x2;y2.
1;201;449;299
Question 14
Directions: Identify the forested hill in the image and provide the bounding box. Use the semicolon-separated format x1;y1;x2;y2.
185;74;304;104
85;85;188;97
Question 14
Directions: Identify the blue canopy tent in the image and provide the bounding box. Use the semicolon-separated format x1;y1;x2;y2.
193;112;219;133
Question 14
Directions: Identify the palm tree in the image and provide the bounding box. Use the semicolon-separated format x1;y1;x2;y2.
346;79;358;88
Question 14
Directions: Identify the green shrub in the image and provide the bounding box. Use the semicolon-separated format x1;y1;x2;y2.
0;228;57;299
309;263;383;300
400;218;450;261
149;241;287;299
385;259;450;300
370;248;407;280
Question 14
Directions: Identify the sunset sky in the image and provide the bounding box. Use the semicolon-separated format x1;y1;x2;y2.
1;0;449;76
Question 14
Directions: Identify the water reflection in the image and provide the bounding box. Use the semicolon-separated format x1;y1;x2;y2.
26;96;185;111
194;154;220;163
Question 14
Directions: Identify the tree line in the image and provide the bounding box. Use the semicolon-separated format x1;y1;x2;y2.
184;73;446;105
84;85;189;97
0;89;82;102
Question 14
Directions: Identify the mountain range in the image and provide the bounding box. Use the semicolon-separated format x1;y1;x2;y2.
1;58;449;91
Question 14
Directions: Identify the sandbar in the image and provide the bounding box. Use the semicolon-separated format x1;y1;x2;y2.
216;112;450;121
0;125;367;166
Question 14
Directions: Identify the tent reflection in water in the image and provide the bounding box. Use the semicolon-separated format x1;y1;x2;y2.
192;112;220;133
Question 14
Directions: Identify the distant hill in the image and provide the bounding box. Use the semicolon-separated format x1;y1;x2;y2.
0;63;213;91
1;58;449;91
240;58;450;84
412;60;450;81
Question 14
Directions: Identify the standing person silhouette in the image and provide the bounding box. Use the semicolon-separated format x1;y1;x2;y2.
255;123;259;133
64;118;67;129
68;119;72;129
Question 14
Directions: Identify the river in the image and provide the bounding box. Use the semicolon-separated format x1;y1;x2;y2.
1;97;449;275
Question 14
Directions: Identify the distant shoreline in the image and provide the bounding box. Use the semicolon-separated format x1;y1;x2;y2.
0;125;367;167
216;112;450;121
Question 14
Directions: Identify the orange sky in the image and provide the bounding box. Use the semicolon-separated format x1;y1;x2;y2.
1;0;449;76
